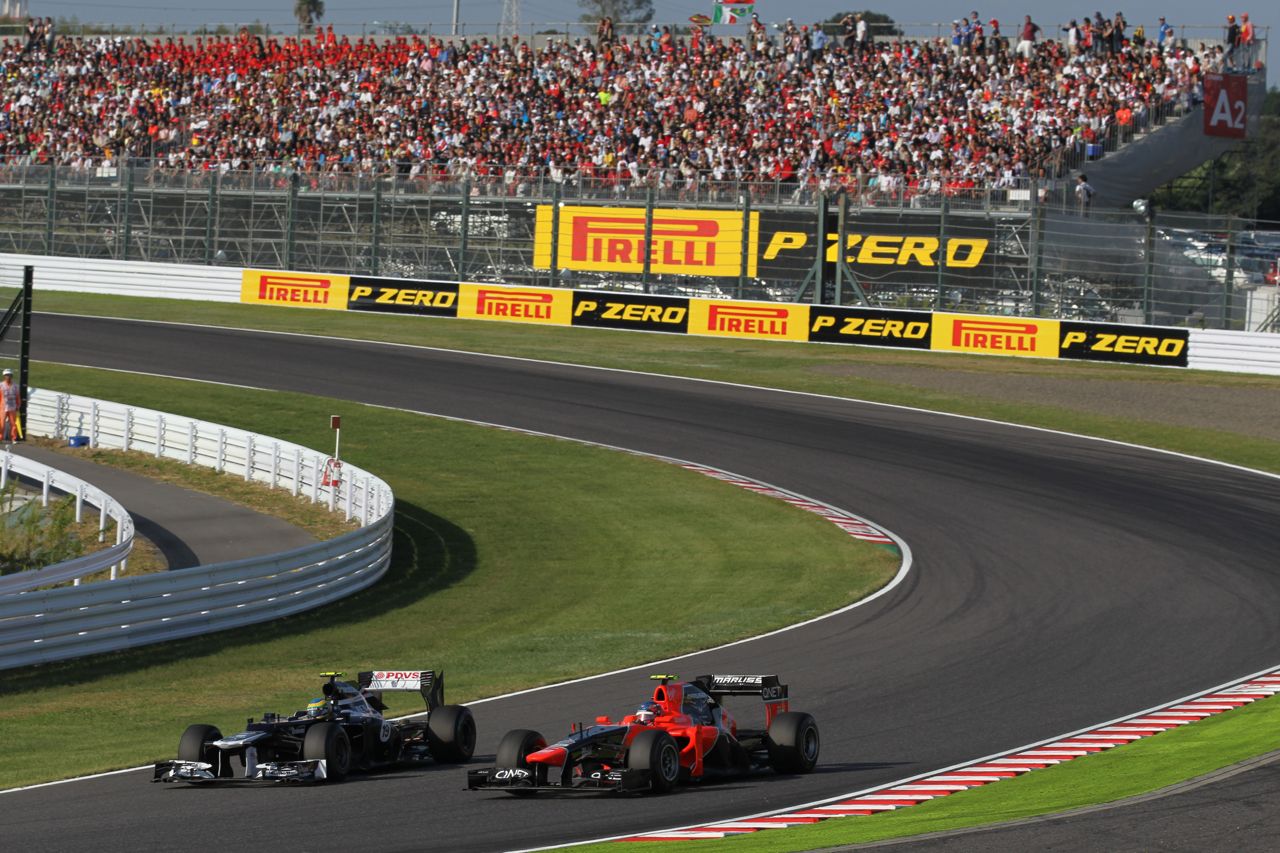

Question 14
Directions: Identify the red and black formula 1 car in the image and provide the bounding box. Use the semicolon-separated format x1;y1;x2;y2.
467;673;818;794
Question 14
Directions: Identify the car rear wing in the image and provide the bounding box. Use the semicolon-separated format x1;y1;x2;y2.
694;674;787;702
358;670;445;711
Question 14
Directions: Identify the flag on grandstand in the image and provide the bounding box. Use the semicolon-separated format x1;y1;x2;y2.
712;0;754;24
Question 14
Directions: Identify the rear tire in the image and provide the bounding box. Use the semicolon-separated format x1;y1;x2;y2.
766;712;820;773
303;722;352;782
626;729;681;793
178;724;225;775
426;704;477;763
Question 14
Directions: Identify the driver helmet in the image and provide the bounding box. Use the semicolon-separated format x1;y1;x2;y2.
634;701;660;725
306;697;326;716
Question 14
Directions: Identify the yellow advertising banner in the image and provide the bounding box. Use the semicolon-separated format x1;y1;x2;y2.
930;314;1060;359
687;299;810;342
240;270;350;310
534;205;758;278
457;282;573;326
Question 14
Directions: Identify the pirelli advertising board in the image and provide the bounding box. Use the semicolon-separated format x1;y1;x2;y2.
931;314;1060;359
531;205;996;288
347;277;459;316
240;268;1190;368
241;270;350;310
534;205;759;278
1058;321;1188;367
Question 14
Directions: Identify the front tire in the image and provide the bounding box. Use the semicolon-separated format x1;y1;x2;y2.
177;724;230;777
495;729;546;795
627;729;681;793
426;704;477;763
766;711;820;773
303;722;352;782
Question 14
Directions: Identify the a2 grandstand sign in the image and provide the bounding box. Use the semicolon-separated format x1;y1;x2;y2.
1203;73;1248;139
240;271;1189;368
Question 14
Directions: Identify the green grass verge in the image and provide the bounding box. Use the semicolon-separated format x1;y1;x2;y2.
566;693;1280;852
0;363;897;790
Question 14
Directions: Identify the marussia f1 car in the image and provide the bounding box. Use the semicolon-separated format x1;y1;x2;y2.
153;670;476;784
467;673;818;794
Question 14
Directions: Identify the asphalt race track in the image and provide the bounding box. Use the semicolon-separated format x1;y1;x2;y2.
9;314;1280;852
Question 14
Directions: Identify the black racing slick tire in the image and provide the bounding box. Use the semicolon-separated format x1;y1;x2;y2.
495;728;546;769
495;729;546;795
766;711;820;774
178;724;225;775
426;704;477;763
626;729;681;793
303;722;352;783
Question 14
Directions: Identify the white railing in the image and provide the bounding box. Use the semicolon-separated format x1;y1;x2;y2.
0;390;396;670
1188;328;1280;375
0;451;135;592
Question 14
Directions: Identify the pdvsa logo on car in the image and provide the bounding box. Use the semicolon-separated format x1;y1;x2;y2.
369;671;422;689
240;270;350;310
931;314;1059;358
689;299;809;341
1058;322;1189;367
459;283;573;326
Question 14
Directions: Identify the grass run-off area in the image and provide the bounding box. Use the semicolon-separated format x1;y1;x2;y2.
0;362;898;790
6;289;1280;850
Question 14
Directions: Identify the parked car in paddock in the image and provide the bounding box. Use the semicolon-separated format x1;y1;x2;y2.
153;670;475;784
467;673;818;794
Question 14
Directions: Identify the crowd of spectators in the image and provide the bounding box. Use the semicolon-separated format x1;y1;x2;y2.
0;13;1251;200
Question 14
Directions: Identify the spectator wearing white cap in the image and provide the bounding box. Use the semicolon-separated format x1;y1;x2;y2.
0;368;20;442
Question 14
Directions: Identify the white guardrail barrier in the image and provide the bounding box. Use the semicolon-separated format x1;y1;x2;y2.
0;389;395;670
0;452;135;592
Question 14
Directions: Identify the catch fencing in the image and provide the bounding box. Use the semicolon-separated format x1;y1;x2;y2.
1;161;1276;332
0;451;134;592
0;390;395;670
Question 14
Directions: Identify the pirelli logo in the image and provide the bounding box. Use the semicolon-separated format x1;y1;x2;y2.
932;315;1059;358
240;270;350;310
534;205;758;278
690;300;809;341
458;283;572;326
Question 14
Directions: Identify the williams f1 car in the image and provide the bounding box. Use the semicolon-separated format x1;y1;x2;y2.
154;670;475;784
467;673;818;794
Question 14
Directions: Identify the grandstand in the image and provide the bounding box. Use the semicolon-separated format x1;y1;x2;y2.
0;17;1271;328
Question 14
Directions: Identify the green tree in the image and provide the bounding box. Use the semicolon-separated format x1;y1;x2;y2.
822;10;903;37
293;0;325;31
578;0;653;27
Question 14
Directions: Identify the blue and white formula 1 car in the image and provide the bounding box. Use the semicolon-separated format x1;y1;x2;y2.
153;670;475;784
